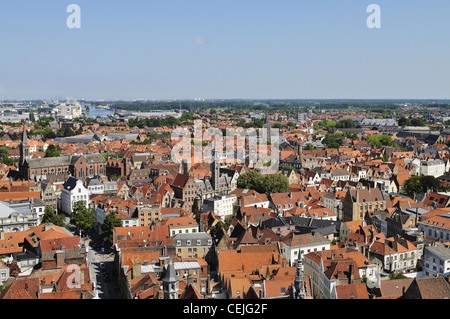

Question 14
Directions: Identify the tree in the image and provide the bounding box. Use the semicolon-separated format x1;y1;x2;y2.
237;170;265;193
41;206;67;228
262;173;289;194
100;212;122;247
237;171;289;194
71;201;95;236
365;134;397;148
45;144;62;157
29;111;35;123
403;175;441;198
0;147;13;166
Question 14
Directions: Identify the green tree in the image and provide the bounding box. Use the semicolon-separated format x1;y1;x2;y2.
237;170;265;193
41;206;67;228
100;212;123;247
0;147;13;166
45;144;62;157
365;134;397;148
71;201;95;236
29;111;35;123
403;175;441;198
262;173;290;194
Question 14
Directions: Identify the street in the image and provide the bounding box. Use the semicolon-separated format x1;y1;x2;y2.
84;238;122;299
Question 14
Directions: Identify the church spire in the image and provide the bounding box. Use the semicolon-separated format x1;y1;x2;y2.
22;123;29;147
162;258;179;299
293;251;307;299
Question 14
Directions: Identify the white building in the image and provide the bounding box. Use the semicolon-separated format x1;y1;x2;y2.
420;159;446;178
280;231;331;266
423;244;450;278
202;195;236;220
87;178;104;195
0;202;39;234
60;177;89;215
418;213;450;242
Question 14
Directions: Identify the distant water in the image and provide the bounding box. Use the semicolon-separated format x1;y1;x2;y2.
85;104;114;118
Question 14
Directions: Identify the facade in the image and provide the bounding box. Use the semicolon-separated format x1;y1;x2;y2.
164;216;199;237
423;244;450;277
173;232;212;259
342;188;387;222
280;230;331;266
419;159;445;178
137;204;161;227
40;182;57;210
0;201;39;234
202;195;236;220
418;214;450;242
60;177;89;215
368;237;418;274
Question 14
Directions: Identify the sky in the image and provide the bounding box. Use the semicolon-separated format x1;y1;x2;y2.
0;0;450;100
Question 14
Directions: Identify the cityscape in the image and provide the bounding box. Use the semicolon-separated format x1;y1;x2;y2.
0;0;450;309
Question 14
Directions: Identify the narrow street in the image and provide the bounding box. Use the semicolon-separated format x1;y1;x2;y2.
84;238;122;299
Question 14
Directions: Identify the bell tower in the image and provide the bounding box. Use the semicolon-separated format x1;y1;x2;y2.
19;124;30;180
162;259;179;299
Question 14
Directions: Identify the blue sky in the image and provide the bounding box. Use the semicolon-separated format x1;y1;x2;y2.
0;0;449;100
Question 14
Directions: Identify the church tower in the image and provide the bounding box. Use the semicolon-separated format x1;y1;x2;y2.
263;112;271;144
292;251;307;299
19;124;30;180
211;140;220;194
162;259;179;299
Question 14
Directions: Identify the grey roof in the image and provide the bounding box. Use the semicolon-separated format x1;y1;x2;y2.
29;155;72;169
173;232;212;245
174;261;202;271
63;176;79;191
0;202;19;218
360;118;398;127
425;245;450;261
162;259;178;283
87;178;103;187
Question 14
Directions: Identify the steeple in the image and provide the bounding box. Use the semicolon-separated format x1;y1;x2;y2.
211;140;220;193
293;251;307;299
264;112;270;126
18;124;30;180
162;258;179;299
20;123;30;163
22;123;29;148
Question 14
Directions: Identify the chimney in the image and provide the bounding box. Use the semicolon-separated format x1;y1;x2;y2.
24;283;28;292
80;269;85;285
56;251;64;268
132;257;141;279
0;232;4;240
349;264;355;284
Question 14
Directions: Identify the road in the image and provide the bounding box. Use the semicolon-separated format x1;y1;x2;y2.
84;238;122;299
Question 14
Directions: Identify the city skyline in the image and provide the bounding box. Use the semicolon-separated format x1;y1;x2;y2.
1;0;450;100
